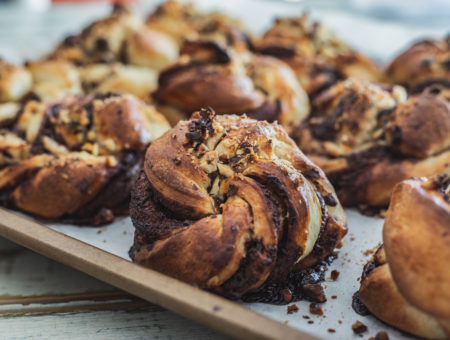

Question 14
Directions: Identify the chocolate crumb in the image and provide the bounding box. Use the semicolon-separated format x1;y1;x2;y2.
287;304;299;314
352;320;368;334
173;156;182;165
309;303;323;315
330;270;340;281
303;283;327;303
369;331;389;340
307;320;314;324
227;184;238;197
302;315;310;319
338;320;342;324
328;329;336;333
331;295;337;299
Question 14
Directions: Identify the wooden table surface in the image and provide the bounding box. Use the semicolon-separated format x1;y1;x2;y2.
0;239;230;339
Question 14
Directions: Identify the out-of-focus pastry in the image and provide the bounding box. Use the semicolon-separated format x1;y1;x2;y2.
295;78;450;207
385;37;450;93
25;60;82;101
48;4;178;70
0;92;170;225
145;0;248;49
358;173;450;339
0;60;32;126
130;108;347;299
255;16;381;97
154;40;310;131
0;59;32;103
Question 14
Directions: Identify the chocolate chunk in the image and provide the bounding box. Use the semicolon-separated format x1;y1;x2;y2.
95;38;109;52
227;184;238;197
186;131;202;141
303;283;327;303
323;193;338;206
328;329;336;333
229;155;241;163
302;169;320;179
287;304;299;314
309;303;323;315
330;270;340;281
369;331;389;340
352;320;368;334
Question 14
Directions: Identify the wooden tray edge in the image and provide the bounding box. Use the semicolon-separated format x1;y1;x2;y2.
0;208;318;340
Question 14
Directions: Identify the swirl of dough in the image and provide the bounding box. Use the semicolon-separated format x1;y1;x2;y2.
130;108;346;298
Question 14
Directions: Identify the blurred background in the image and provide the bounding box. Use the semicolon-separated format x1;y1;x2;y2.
0;0;448;64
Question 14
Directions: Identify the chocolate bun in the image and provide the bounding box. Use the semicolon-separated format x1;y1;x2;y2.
359;173;450;339
255;16;381;97
0;92;170;225
48;4;178;70
295;78;450;207
130;108;347;298
154;40;310;132
145;0;248;49
385;37;450;93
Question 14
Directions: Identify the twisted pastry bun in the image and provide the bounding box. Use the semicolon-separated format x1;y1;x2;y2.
295;78;450;207
154;40;310;132
48;4;178;70
145;0;248;48
130;108;347;299
0;92;170;224
255;16;381;96
359;173;450;339
385;37;450;93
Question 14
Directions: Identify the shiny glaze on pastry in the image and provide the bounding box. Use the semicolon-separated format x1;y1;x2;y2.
130;108;347;298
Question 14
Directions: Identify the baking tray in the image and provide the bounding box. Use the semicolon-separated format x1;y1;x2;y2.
0;208;415;340
0;0;446;339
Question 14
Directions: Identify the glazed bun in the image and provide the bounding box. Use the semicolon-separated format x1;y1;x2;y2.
385;37;450;93
0;92;170;224
130;108;347;298
154;40;310;132
295;78;450;207
255;15;381;97
359;173;450;339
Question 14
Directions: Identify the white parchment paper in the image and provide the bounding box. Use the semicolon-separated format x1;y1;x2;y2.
48;211;413;340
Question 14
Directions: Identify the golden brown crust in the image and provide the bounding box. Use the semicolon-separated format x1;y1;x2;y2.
145;0;248;49
255;16;381;96
359;175;450;339
385;37;450;93
47;4;178;70
26;60;82;101
154;40;309;132
0;60;32;103
384;175;450;320
0;93;169;224
295;78;450;207
130;108;347;298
